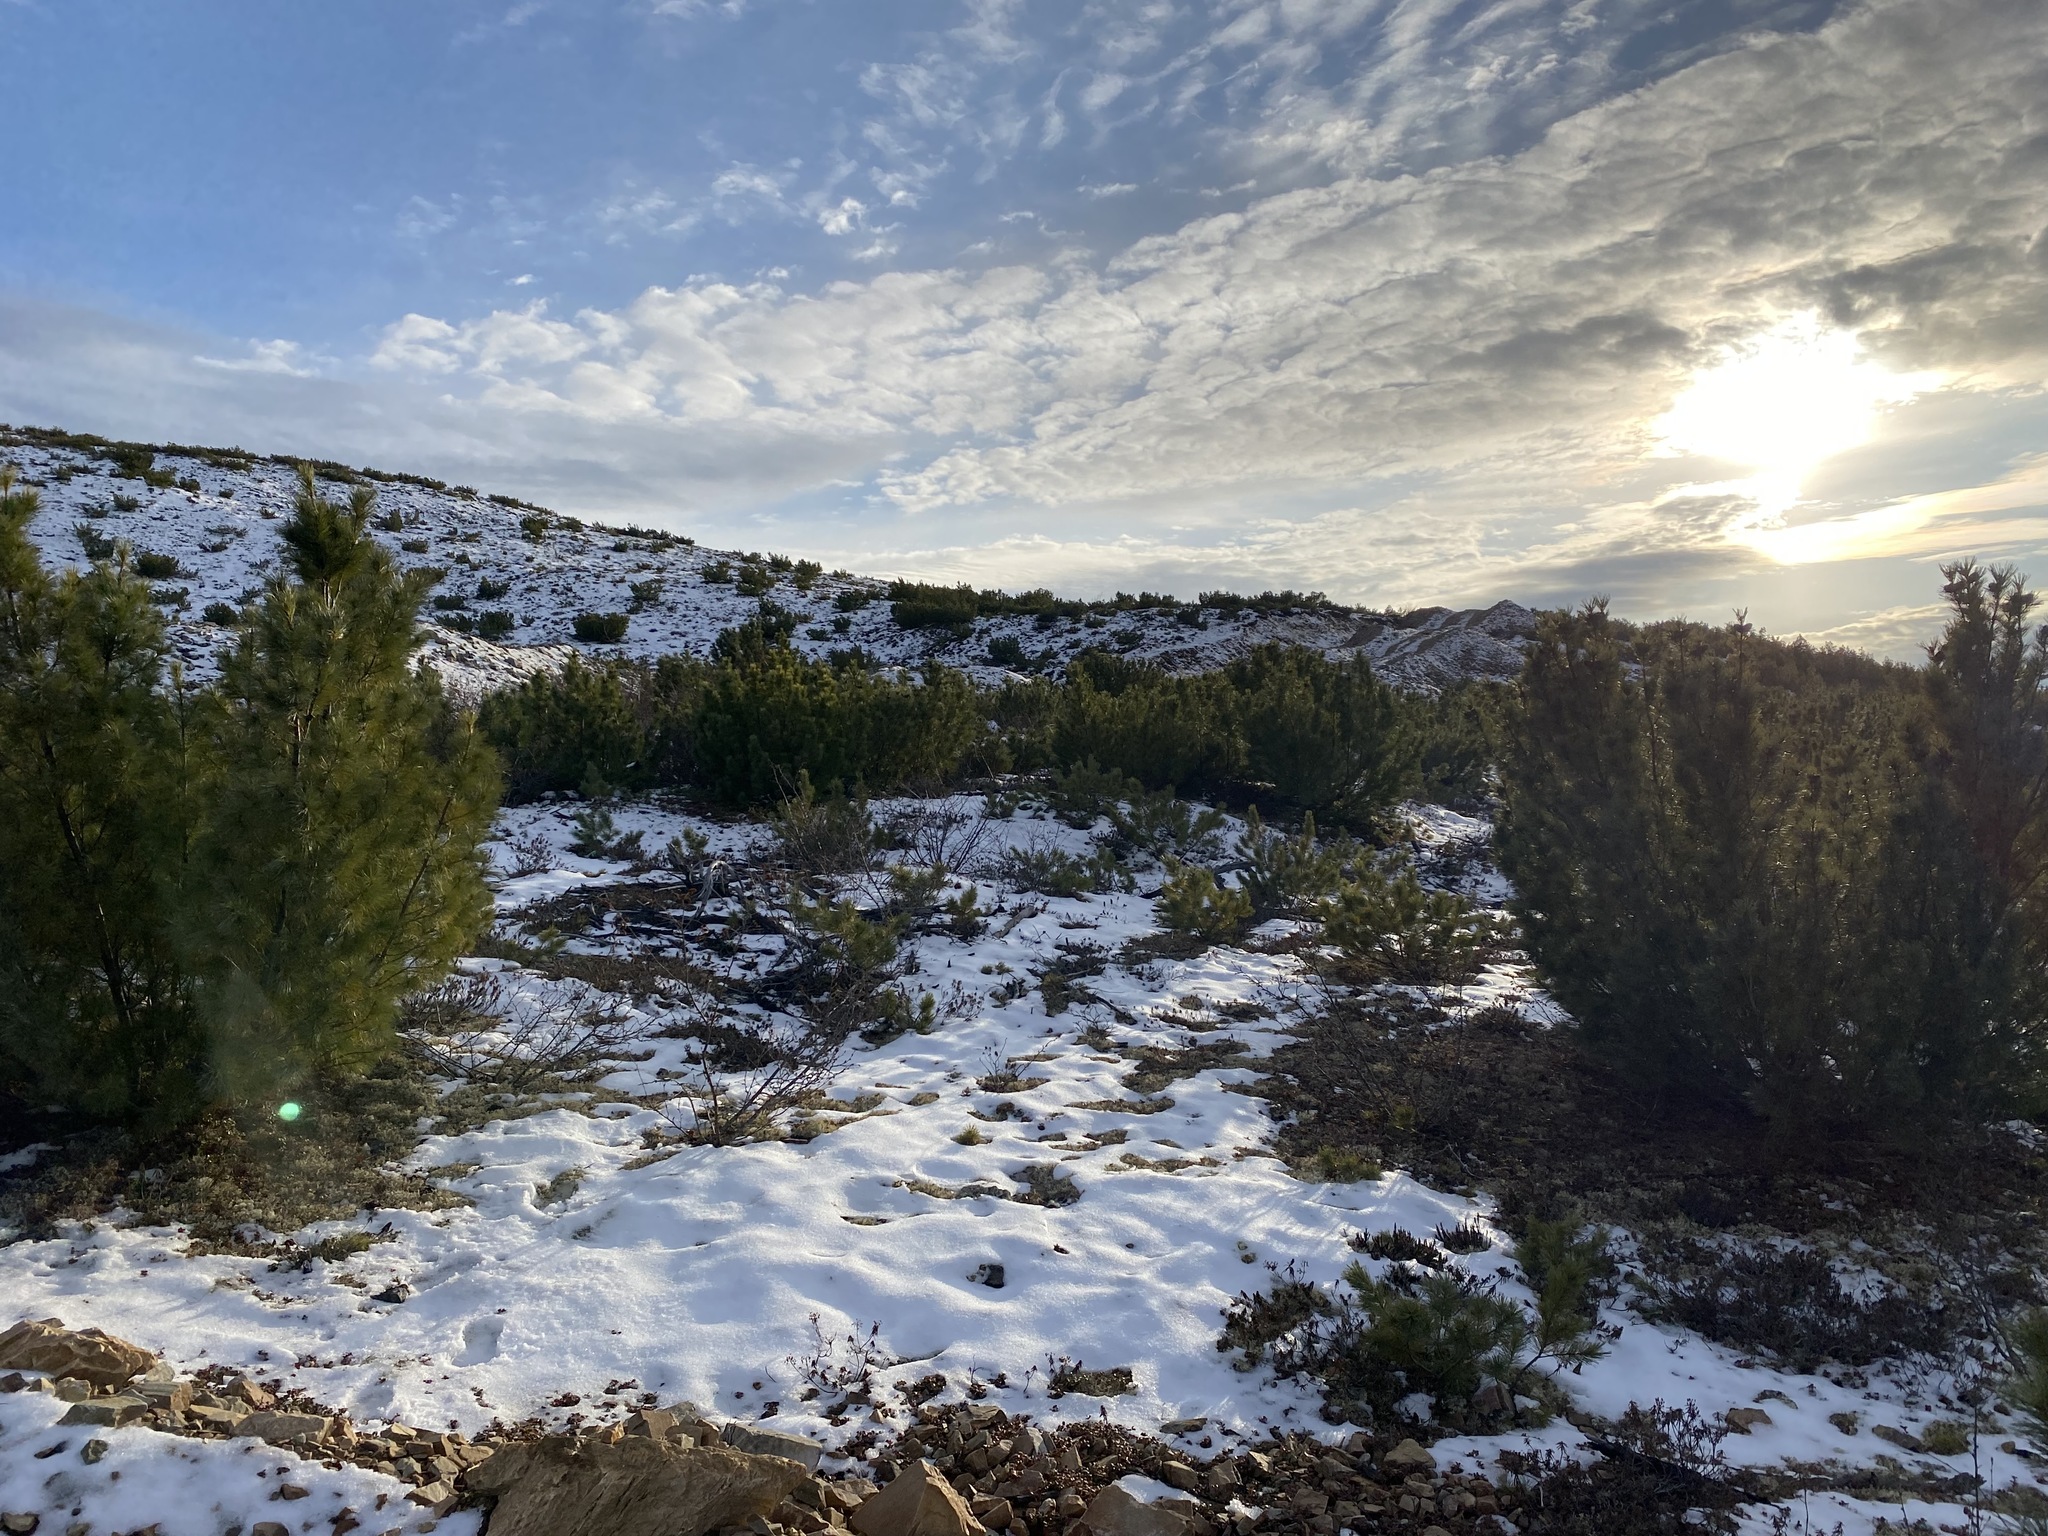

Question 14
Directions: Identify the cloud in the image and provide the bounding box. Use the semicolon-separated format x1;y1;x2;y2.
194;339;322;378
343;0;2048;601
11;0;2048;634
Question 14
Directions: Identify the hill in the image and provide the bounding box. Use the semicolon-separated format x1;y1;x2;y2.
0;424;1533;701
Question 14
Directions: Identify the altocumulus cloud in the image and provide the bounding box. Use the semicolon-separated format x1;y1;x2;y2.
6;0;2047;619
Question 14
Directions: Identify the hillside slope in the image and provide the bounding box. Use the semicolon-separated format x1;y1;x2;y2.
1;425;1532;698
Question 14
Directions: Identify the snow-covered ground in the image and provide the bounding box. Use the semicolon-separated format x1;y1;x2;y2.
0;430;1533;697
0;426;2028;1532
0;791;2032;1534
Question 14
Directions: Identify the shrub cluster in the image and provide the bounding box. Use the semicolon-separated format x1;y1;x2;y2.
887;579;1334;633
479;614;987;805
1004;644;1410;825
1498;568;2048;1132
0;468;498;1127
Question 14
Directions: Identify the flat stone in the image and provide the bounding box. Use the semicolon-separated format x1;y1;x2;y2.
723;1421;827;1471
1381;1440;1436;1477
1077;1486;1187;1536
232;1410;334;1444
0;1319;155;1390
58;1395;149;1428
850;1461;978;1536
2;1512;39;1533
466;1435;811;1536
134;1379;194;1414
409;1481;460;1515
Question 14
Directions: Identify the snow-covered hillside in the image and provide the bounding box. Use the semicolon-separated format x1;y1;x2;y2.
0;788;2008;1536
0;426;2007;1536
0;427;1533;701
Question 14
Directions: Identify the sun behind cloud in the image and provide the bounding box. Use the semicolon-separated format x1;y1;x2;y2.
1654;312;1944;552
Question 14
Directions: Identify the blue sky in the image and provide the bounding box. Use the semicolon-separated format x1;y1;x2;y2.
3;0;2045;651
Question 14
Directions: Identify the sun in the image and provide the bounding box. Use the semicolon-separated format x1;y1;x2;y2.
1654;313;1940;522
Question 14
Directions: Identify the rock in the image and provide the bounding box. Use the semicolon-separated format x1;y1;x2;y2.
1203;1465;1239;1495
625;1408;686;1441
822;1479;878;1512
410;1481;460;1515
1;1513;38;1533
134;1378;194;1414
1470;1383;1512;1417
1161;1418;1206;1436
79;1440;108;1465
467;1435;811;1536
1723;1408;1772;1434
969;1264;1006;1290
1829;1412;1861;1435
1381;1441;1436;1477
187;1403;248;1430
373;1283;411;1304
52;1379;90;1403
0;1318;155;1389
1160;1463;1200;1492
994;1468;1045;1500
225;1378;276;1409
723;1422;827;1472
851;1460;979;1536
59;1394;149;1427
0;1373;27;1393
1076;1486;1188;1536
275;1484;310;1501
232;1410;334;1444
1871;1424;1923;1453
251;1525;289;1536
979;1498;1014;1530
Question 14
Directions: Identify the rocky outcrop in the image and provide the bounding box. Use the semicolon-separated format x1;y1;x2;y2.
0;1318;155;1389
1347;599;1537;692
466;1435;812;1536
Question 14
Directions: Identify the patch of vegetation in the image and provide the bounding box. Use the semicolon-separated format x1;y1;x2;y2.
1499;568;2048;1134
1633;1237;1948;1371
0;467;497;1128
132;550;185;579
572;611;630;643
1157;860;1253;942
1220;1222;1610;1430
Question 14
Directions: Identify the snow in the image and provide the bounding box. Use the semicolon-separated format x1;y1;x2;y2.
0;434;1532;697
0;1387;479;1536
0;430;2026;1531
4;792;2027;1531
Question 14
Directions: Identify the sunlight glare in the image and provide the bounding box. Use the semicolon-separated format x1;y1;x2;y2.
1656;313;1940;523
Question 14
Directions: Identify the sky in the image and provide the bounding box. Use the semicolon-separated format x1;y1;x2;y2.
1;0;2045;652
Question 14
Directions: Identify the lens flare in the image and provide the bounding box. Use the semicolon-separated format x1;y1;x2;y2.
277;1101;302;1122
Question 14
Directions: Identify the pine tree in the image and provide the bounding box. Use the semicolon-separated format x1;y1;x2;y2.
186;468;497;1102
0;470;205;1121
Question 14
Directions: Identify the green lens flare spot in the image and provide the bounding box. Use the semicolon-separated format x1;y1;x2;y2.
277;1101;302;1123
